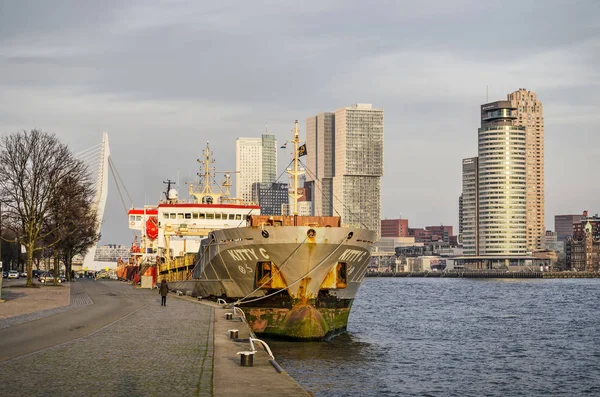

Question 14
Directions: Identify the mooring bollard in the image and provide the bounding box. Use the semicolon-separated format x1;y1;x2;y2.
228;329;239;339
225;312;233;320
238;351;255;367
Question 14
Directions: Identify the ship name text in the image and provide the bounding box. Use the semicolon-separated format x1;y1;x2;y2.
228;248;270;261
338;249;367;262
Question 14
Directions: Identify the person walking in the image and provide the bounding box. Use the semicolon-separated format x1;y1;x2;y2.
159;278;169;306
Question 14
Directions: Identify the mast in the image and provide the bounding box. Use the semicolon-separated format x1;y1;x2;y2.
286;120;304;216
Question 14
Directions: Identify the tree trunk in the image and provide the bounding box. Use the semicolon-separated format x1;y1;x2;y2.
53;248;59;286
26;243;34;287
65;250;72;281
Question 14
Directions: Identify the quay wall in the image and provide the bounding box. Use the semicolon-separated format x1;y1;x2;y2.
366;271;600;279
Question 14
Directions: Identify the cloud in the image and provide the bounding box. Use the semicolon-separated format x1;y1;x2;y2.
0;0;599;243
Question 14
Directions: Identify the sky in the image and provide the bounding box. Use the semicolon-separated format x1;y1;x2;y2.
1;0;599;246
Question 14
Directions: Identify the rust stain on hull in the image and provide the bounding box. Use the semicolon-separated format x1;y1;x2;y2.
244;301;352;340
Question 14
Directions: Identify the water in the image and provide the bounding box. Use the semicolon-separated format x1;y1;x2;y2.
268;277;600;396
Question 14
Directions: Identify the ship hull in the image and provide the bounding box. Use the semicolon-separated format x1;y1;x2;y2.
165;223;375;340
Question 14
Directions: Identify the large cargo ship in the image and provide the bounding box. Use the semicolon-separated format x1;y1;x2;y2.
126;121;376;340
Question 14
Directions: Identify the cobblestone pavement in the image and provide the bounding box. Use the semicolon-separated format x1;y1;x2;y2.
0;281;93;330
0;282;214;397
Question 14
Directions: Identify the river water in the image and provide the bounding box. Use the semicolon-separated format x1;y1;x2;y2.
268;277;600;397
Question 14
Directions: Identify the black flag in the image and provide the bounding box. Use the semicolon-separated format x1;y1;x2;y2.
298;144;307;157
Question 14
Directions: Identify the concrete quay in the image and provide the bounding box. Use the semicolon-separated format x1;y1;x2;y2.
0;279;310;397
366;270;600;278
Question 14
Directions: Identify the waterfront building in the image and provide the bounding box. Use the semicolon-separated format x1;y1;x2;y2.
461;157;479;255
425;225;453;243
573;211;600;240
555;214;584;241
306;104;383;236
544;231;565;252
566;213;600;271
508;89;545;252
477;100;527;256
458;193;463;239
459;100;528;263
381;219;409;237
251;182;288;216
94;244;131;262
235;134;278;204
281;201;312;216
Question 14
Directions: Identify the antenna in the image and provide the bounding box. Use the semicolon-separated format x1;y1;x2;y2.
163;179;174;201
486;85;489;103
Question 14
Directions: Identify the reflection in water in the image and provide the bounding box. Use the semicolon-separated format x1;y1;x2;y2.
268;277;600;397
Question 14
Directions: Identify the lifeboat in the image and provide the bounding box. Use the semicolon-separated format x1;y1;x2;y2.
146;216;159;240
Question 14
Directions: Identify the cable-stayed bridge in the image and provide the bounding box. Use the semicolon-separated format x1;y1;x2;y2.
76;133;113;271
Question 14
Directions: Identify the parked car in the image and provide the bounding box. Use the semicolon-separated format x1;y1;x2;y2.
39;273;62;284
20;271;27;278
2;271;8;279
7;270;19;279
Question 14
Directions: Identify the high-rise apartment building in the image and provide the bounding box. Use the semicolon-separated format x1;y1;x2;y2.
235;134;277;204
461;157;479;255
305;104;383;236
478;101;527;256
333;104;383;236
461;101;528;257
508;89;544;251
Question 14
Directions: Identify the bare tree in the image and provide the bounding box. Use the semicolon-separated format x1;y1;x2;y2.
0;130;89;287
52;174;99;281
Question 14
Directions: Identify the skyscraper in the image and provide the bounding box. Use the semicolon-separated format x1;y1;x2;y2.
461;101;527;257
508;89;545;251
461;157;479;255
305;112;335;216
261;133;277;184
235;134;277;203
477;101;527;255
306;104;383;236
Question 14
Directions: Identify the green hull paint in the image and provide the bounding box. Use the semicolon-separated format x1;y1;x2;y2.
243;300;354;340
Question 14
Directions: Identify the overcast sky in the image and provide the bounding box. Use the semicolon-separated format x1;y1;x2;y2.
1;0;599;246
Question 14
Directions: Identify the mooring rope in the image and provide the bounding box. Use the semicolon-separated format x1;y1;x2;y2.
232;234;349;306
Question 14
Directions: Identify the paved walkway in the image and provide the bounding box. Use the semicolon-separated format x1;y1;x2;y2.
0;281;93;330
0;279;71;322
0;280;310;397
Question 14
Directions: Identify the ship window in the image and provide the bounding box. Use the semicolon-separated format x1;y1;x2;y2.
206;213;214;220
229;214;235;220
136;216;142;221
192;213;198;219
177;213;184;219
215;213;221;220
222;213;227;220
170;213;176;219
236;214;242;220
129;215;135;223
199;213;206;219
163;213;169;219
185;213;191;219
